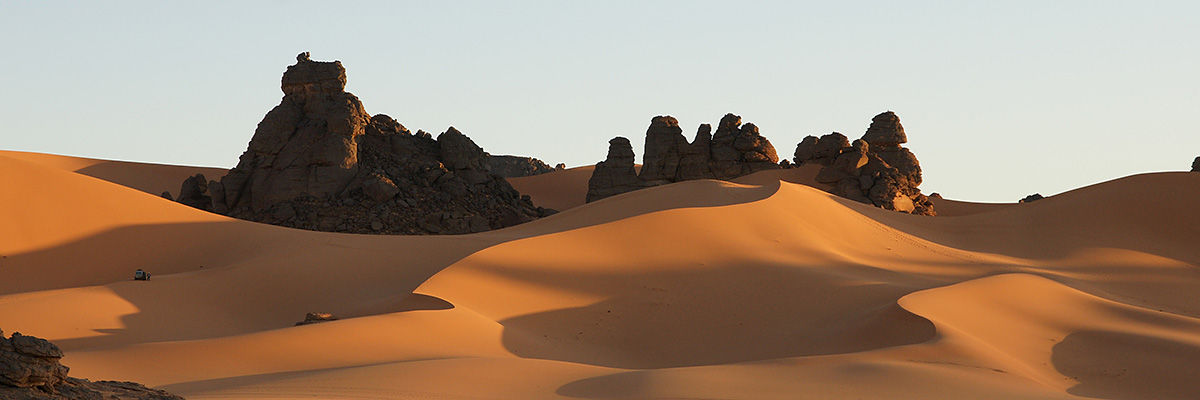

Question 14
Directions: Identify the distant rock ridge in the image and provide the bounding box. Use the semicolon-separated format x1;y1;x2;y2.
1019;193;1045;203
586;113;781;202
1192;156;1199;172
175;53;553;234
487;155;564;178
0;329;183;400
794;111;935;216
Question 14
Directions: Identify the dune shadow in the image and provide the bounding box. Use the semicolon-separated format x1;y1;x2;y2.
867;174;1200;268
556;370;658;399
74;161;228;198
392;293;454;312
2;220;497;351
5;176;789;353
492;264;937;370
1052;330;1200;399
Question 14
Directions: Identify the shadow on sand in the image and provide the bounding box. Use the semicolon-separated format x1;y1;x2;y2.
1053;330;1200;399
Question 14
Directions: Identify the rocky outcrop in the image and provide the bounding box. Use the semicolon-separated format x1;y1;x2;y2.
487;155;563;178
0;331;67;389
586;137;644;203
295;312;338;326
175;174;212;212
708;114;779;179
175;53;552;234
0;330;183;400
0;379;186;400
795;111;935;216
1192;156;1199;172
1019;193;1044;203
638;116;689;182
586;114;780;202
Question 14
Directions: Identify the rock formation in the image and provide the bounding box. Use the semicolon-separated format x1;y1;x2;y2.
487;155;564;178
586;137;643;203
295;312;338;326
0;331;67;389
586;114;780;202
175;173;212;211
0;329;183;400
794;111;935;216
1019;193;1044;203
175;53;552;234
1192;156;1199;172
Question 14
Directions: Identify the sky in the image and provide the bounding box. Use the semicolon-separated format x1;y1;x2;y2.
2;1;1197;202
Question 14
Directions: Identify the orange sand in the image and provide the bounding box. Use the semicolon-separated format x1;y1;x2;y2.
2;150;1199;399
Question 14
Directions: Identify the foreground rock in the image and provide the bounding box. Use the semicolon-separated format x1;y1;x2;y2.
0;329;183;400
175;53;552;234
587;114;780;202
487;155;564;178
0;331;67;389
794;111;935;216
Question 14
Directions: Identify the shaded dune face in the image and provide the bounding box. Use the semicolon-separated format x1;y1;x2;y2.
493;268;936;369
3;151;1200;399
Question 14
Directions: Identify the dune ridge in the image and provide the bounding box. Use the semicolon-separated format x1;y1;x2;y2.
2;151;1199;399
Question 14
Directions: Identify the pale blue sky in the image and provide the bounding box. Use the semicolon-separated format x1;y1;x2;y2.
2;1;1197;202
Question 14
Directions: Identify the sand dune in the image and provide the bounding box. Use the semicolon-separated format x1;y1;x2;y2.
506;166;596;211
2;151;1199;399
1;150;228;198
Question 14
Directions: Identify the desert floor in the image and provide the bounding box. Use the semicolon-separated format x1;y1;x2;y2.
3;149;1199;399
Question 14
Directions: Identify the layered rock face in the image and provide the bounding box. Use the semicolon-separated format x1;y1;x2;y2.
0;331;67;389
586;114;780;202
0;330;183;400
487;155;564;178
177;53;551;234
795;111;935;216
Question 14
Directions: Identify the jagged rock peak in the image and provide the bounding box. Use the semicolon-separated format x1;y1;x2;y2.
716;113;742;132
861;111;907;148
438;126;489;171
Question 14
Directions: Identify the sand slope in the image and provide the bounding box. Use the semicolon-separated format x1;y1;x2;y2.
2;151;1199;399
0;150;228;198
